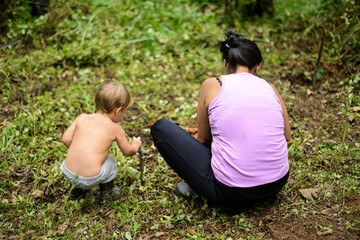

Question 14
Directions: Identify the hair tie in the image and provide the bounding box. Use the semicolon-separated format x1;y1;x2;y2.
225;43;230;48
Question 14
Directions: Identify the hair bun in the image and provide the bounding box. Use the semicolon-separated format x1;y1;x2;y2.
224;29;244;48
220;29;263;72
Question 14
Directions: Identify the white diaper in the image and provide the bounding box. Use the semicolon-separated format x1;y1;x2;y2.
60;155;117;189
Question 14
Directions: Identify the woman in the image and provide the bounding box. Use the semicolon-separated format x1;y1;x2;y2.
151;30;291;208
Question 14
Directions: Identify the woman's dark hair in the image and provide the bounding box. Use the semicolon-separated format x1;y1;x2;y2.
220;29;263;72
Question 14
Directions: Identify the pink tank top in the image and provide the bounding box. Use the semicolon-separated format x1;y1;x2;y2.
209;72;289;187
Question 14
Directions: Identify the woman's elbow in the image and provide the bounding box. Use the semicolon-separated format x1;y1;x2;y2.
197;135;206;144
285;132;291;142
197;136;211;148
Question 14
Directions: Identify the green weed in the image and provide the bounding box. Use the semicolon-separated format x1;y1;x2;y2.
0;0;359;239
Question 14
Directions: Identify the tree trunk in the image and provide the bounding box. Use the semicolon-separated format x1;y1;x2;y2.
223;0;274;19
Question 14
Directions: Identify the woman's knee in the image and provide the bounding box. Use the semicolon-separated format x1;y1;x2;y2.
151;119;180;140
151;119;172;133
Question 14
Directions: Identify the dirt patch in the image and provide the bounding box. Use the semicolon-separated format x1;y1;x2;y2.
27;81;55;96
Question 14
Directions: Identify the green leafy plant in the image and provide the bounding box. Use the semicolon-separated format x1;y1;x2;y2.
0;0;359;239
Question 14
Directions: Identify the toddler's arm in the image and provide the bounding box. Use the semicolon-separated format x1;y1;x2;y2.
115;125;142;156
62;117;78;148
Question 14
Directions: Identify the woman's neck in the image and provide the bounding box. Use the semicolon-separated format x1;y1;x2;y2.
228;65;251;74
234;66;250;74
228;65;259;75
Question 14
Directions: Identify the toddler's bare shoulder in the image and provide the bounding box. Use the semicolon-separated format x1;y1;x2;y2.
76;113;90;120
110;121;124;131
73;114;90;125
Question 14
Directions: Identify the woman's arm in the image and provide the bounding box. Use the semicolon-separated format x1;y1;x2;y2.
270;84;291;141
197;77;221;148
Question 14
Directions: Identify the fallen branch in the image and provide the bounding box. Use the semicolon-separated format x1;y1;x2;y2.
312;28;325;84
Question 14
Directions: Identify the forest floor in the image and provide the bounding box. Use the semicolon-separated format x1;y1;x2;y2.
1;0;359;239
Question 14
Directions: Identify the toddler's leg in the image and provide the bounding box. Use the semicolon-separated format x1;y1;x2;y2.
61;162;89;200
99;179;121;203
69;187;88;200
101;155;118;183
99;155;121;203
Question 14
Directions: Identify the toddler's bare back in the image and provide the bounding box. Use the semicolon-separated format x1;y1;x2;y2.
64;113;119;177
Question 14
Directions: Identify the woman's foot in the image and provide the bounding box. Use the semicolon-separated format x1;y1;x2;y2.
175;182;197;198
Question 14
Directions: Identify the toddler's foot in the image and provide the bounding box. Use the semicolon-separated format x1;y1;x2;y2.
69;187;88;200
99;180;121;203
175;182;197;198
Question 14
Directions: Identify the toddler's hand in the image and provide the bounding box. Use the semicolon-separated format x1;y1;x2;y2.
132;137;142;151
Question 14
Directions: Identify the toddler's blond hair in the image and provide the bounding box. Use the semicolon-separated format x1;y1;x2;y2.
95;82;131;113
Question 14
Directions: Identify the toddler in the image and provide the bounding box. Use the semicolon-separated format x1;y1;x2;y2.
60;82;142;202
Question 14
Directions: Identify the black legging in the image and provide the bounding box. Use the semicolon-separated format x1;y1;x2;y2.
151;119;288;208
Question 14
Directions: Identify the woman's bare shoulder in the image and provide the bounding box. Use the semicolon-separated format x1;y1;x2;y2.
202;77;218;85
201;77;222;93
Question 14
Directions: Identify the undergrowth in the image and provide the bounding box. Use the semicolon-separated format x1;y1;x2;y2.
0;0;359;239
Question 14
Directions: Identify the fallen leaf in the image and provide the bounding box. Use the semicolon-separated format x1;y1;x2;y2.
187;127;198;134
355;143;360;148
151;143;157;151
265;223;273;229
47;29;67;41
105;210;115;219
57;132;63;140
309;210;318;215
348;113;355;122
167;222;174;229
317;229;333;236
307;89;313;96
173;120;181;125
62;59;67;69
139;234;156;240
155;232;165;237
0;119;6;126
321;209;329;215
187;228;196;234
25;230;35;236
299;188;320;200
31;189;44;197
75;221;84;226
353;106;360;112
53;219;70;236
41;37;46;49
61;70;72;79
145;120;156;128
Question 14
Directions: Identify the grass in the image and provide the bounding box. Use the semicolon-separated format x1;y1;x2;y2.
1;0;359;239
